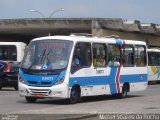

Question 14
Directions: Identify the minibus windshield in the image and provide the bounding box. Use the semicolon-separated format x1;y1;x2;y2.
21;39;73;71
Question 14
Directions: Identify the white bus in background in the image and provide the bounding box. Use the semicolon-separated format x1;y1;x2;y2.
0;42;26;90
0;42;26;62
18;35;147;103
147;48;160;82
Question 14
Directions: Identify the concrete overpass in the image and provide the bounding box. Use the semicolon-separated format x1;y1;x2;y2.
0;18;159;47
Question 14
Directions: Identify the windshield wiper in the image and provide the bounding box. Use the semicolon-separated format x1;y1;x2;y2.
40;49;52;63
46;49;51;63
40;49;47;63
28;49;51;70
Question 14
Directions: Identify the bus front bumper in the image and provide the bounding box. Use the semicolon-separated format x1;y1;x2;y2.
18;82;68;99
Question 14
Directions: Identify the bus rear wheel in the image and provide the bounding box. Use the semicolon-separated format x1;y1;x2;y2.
120;84;129;98
25;97;37;103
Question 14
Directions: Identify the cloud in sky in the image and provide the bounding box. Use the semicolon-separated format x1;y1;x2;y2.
0;0;159;24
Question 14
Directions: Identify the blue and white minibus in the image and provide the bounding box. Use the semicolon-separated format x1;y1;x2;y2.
18;35;147;103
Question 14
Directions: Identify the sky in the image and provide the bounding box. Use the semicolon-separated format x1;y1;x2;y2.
0;0;160;24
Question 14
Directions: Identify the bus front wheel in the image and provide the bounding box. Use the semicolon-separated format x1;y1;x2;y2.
69;87;80;104
25;97;37;103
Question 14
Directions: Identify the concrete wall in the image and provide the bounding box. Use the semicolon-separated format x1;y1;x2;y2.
0;18;159;47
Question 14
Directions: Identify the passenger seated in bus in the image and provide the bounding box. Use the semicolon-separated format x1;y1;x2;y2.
108;56;120;67
93;55;106;67
97;58;106;67
93;56;97;66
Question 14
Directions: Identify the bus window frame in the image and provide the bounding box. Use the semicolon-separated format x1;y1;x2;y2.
0;45;17;61
92;42;107;68
148;51;160;66
71;42;92;73
135;45;147;67
107;44;122;67
121;44;135;67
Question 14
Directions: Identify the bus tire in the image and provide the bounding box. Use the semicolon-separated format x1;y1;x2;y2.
69;87;80;104
120;84;128;98
25;97;37;103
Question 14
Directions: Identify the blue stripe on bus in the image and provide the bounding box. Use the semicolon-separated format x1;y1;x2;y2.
119;74;147;83
69;74;147;86
108;67;118;94
109;82;117;94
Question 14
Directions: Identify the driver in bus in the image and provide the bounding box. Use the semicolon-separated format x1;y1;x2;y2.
72;53;80;68
71;48;81;70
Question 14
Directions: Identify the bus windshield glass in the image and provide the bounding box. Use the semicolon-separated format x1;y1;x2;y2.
21;39;73;71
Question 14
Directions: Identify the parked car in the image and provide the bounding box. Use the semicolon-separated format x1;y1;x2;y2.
0;61;19;90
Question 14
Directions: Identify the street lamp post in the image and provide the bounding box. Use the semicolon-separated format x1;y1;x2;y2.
49;8;64;18
29;10;45;18
29;8;64;36
29;8;64;18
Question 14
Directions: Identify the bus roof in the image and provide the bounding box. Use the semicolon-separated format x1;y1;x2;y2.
32;35;146;46
0;42;26;46
147;48;160;52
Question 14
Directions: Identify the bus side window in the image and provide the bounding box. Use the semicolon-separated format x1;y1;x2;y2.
9;46;17;61
71;42;92;73
108;44;121;67
122;45;134;67
0;45;17;61
92;43;107;67
135;45;146;66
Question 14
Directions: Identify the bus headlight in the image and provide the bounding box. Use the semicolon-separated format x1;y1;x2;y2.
55;77;65;85
18;76;25;84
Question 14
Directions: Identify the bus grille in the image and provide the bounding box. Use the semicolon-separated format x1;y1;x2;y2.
27;81;53;87
28;88;51;96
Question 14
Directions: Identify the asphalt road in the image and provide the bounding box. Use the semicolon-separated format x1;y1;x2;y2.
0;84;160;119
